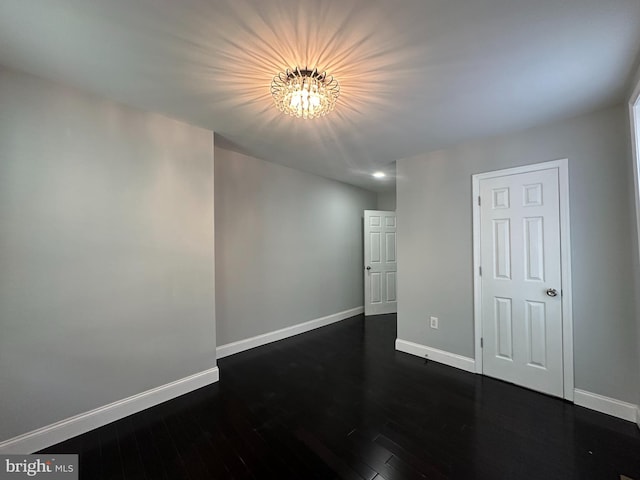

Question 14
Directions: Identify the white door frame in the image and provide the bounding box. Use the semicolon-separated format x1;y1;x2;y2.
629;76;640;430
364;210;398;316
628;83;640;287
472;159;574;401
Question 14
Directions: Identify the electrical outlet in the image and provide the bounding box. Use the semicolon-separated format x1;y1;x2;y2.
430;316;438;329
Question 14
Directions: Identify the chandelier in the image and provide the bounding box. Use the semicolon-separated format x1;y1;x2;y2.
271;67;340;119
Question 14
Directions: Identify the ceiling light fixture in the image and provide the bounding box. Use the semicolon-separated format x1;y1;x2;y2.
373;172;386;178
271;67;340;120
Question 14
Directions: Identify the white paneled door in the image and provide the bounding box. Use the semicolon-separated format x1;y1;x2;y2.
479;167;564;397
364;210;397;316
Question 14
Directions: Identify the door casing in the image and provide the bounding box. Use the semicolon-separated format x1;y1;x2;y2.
472;159;574;401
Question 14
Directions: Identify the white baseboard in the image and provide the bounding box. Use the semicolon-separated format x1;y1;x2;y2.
395;339;476;373
637;407;640;430
0;366;219;454
216;306;364;359
574;388;638;422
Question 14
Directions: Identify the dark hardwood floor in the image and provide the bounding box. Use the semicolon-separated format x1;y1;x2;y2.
41;314;640;479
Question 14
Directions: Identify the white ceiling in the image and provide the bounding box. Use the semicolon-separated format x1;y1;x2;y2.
1;0;639;192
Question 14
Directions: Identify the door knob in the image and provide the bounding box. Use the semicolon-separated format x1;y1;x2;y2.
366;266;371;270
546;288;558;297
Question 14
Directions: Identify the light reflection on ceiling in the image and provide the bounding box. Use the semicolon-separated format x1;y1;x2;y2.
0;0;638;191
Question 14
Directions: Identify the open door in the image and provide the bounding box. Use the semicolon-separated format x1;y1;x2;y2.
364;210;397;316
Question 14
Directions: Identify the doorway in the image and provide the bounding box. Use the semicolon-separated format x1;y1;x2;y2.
472;160;574;400
364;210;397;315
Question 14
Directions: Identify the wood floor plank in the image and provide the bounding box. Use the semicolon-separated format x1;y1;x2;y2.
38;314;640;480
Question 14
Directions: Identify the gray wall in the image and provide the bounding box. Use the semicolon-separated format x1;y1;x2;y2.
377;190;397;211
215;146;376;346
397;104;639;403
0;68;216;442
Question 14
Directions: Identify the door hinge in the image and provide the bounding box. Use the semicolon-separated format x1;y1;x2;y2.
478;196;481;206
479;266;482;276
480;338;483;348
